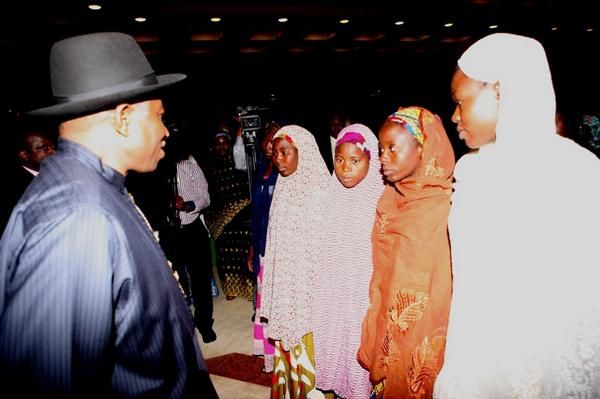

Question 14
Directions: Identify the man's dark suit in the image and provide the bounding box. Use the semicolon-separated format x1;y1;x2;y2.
1;164;34;236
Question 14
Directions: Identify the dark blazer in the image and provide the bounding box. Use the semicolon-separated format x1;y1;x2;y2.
0;139;218;398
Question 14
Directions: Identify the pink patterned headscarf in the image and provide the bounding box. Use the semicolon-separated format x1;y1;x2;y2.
312;123;384;398
336;130;372;159
260;125;330;350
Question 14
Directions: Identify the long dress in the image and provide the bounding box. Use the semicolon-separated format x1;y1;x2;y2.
358;107;455;399
312;123;384;399
204;152;254;300
259;125;330;398
434;33;600;398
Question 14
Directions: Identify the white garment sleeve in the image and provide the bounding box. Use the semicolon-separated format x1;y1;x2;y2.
233;136;247;170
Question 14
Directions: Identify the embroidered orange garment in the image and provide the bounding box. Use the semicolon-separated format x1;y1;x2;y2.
357;107;455;399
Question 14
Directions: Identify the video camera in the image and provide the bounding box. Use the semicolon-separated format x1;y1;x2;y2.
236;105;269;146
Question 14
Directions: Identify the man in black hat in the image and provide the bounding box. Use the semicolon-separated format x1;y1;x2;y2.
0;32;218;398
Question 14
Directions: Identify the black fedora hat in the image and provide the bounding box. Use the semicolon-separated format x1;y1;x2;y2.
28;32;186;117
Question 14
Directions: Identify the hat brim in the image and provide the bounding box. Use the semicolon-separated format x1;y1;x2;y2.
27;73;186;118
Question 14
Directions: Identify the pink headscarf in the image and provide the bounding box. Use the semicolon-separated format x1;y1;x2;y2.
260;125;330;350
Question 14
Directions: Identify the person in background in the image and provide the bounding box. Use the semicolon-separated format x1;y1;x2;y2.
260;125;330;398
0;32;217;398
434;33;600;398
1;121;56;235
232;115;248;171
324;109;352;172
204;131;254;301
312;123;384;399
248;120;281;373
161;132;216;343
358;107;455;399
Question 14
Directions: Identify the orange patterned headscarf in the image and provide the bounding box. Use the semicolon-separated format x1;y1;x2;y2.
358;106;455;397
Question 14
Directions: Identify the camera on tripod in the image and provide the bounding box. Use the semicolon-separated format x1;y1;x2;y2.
237;105;266;146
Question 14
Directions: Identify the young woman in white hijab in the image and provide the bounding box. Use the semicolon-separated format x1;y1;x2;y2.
434;33;600;398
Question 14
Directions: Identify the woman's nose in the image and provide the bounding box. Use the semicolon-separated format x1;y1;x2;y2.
451;108;460;124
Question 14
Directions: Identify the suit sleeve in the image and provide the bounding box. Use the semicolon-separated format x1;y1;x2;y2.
0;208;114;395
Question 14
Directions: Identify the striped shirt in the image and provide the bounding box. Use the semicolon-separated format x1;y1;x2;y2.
176;159;210;226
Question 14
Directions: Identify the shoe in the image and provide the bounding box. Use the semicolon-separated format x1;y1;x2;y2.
226;295;235;301
251;312;255;322
202;329;217;343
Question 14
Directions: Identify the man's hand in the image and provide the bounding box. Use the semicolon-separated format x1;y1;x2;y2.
175;195;185;211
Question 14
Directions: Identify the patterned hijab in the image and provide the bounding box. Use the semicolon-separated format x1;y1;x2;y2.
260;125;330;350
329;123;383;207
358;106;455;394
390;106;454;200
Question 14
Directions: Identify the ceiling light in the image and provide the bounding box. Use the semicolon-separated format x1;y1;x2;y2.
586;27;594;32
551;26;558;31
210;17;222;23
278;17;288;23
339;19;350;24
134;17;146;23
88;4;101;11
394;20;405;26
444;22;454;28
488;24;498;29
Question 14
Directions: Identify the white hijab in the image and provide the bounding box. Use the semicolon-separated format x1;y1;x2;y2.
435;33;600;398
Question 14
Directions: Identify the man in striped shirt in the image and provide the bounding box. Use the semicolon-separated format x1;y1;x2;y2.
163;134;216;343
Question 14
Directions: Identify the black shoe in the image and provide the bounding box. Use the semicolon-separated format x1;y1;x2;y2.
202;329;217;343
251;312;255;322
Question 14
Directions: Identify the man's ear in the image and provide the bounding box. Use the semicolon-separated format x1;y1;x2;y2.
18;150;29;163
114;103;131;137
